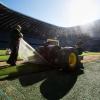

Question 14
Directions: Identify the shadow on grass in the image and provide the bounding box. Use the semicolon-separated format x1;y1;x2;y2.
40;64;84;100
0;62;84;100
18;63;84;100
0;62;50;80
7;62;51;80
40;71;77;100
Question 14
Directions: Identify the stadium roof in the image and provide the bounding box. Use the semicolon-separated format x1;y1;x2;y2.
0;3;59;36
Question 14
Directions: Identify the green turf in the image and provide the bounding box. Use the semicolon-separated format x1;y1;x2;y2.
0;50;6;55
81;52;100;56
0;55;9;61
0;63;49;79
0;55;22;61
0;65;18;76
0;50;10;61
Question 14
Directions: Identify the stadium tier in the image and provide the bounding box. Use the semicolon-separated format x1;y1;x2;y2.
0;3;100;51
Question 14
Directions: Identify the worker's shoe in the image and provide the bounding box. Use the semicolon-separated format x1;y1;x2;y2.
7;61;16;66
6;60;11;64
11;63;16;66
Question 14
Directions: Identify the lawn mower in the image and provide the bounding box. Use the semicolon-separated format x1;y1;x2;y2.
36;39;81;71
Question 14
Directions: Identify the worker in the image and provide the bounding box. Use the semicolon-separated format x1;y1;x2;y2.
7;25;23;66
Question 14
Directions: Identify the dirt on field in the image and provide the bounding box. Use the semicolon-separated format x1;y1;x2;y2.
81;55;100;63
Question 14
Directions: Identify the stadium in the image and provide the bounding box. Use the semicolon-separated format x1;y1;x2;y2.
0;2;100;100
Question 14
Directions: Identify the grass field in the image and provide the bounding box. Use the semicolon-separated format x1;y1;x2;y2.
0;59;100;100
0;50;100;99
81;52;100;56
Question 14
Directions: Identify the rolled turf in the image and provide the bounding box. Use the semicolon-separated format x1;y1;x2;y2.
0;62;50;79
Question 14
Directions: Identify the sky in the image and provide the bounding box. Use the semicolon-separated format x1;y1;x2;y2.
0;0;100;27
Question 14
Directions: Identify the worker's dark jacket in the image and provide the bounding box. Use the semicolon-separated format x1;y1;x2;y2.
10;29;23;50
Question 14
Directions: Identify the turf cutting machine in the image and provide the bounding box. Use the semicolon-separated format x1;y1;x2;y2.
36;39;81;71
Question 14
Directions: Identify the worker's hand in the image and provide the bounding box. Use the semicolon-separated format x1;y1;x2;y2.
19;32;23;38
19;38;22;41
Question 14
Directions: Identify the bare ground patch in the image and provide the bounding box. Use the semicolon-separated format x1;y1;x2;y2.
81;55;100;63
